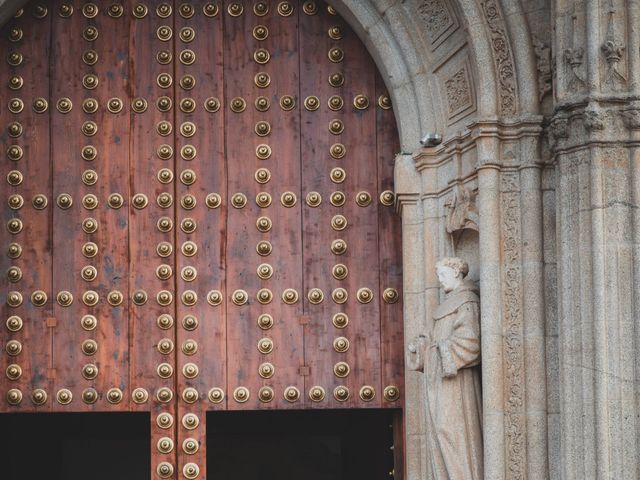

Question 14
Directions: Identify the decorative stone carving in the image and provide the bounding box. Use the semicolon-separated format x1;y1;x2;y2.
547;117;569;149
407;257;483;480
416;0;457;48
563;47;586;89
551;117;569;139
601;5;626;89
445;185;478;234
500;174;525;480
564;6;586;92
621;108;640;129
479;0;517;115
583;109;605;131
532;37;552;101
444;67;473;118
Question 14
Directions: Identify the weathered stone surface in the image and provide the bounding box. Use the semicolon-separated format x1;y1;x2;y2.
1;0;637;478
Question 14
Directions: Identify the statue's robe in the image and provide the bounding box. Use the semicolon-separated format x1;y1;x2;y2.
425;284;483;480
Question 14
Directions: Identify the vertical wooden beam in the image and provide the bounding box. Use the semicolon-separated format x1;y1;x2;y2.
0;3;52;413
128;1;177;477
375;71;404;408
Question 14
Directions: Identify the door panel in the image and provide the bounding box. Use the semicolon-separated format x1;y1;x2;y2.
0;3;52;413
299;8;383;408
50;0;133;413
126;2;179;472
1;1;403;477
222;2;305;411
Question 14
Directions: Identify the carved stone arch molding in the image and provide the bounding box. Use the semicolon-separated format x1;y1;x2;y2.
0;1;550;479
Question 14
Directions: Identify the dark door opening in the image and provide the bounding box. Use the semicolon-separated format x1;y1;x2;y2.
0;412;149;480
207;409;399;480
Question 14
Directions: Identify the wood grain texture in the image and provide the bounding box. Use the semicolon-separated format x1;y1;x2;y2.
300;1;384;409
376;71;404;407
0;4;405;476
50;0;94;413
223;0;305;411
0;4;52;413
127;1;178;477
174;2;226;477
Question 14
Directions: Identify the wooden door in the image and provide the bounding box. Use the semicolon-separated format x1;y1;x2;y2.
0;1;403;478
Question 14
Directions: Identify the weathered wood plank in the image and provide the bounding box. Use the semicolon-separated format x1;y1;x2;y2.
0;4;52;413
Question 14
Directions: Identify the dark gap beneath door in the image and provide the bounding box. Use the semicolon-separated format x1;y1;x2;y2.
0;412;149;480
207;408;398;480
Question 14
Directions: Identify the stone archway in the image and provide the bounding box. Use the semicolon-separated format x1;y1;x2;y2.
326;2;551;480
324;1;555;479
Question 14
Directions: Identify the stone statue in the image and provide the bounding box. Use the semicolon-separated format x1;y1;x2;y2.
407;257;483;480
444;185;479;234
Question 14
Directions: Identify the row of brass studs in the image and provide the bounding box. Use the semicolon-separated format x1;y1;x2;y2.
164;22;196;420
156;48;196;472
4;387;129;406
6;98;48;113
227;1;297;18
15;191;390;208
3;290;130;307
227;94;375;112
150;43;180;480
49;1;325;20
226;384;390;403
2;191;394;211
26;93;389;113
56;3;219;19
223;288;398;305
0;288;278;308
9;4;47;20
3;384;401;405
4;170;27;397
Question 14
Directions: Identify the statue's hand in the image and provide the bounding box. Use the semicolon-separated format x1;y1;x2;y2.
406;335;428;372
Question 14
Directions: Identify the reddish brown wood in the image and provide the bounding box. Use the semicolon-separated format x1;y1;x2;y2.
376;71;405;407
337;5;383;409
300;1;384;409
174;2;227;477
90;0;131;410
127;1;178;477
223;0;305;411
0;5;52;413
1;4;405;477
299;0;340;409
50;1;95;413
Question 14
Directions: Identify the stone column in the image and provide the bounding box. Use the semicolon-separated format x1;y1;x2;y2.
475;136;506;480
519;142;548;479
552;1;640;478
474;119;548;480
554;116;639;480
395;153;428;480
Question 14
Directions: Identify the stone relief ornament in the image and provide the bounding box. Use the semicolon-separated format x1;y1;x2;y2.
500;176;525;480
407;257;483;480
621;108;640;129
564;47;586;89
480;0;517;115
583;109;605;131
444;68;473;118
416;0;457;47
564;5;586;91
532;37;552;101
601;39;625;86
547;116;569;149
445;185;479;234
601;2;626;89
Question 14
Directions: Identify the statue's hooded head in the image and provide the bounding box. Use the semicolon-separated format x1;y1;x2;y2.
435;257;469;293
